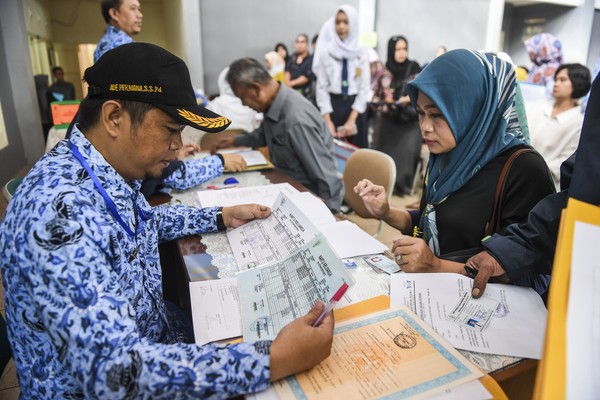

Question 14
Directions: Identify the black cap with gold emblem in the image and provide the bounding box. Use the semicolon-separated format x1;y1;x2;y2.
84;42;231;132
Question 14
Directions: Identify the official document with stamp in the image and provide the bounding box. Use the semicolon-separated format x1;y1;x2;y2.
272;306;482;399
390;273;547;359
446;292;499;332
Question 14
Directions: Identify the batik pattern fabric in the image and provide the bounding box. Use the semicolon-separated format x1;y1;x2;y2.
407;50;525;255
94;25;134;62
0;127;271;399
163;155;224;190
524;33;563;87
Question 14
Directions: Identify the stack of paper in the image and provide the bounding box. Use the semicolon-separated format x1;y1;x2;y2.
217;148;274;171
190;234;355;344
196;183;299;208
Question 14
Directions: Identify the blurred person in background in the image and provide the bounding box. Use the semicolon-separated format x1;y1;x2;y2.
95;0;143;62
527;63;591;190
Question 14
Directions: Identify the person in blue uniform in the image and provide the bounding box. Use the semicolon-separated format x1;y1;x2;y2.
94;0;142;62
0;43;334;399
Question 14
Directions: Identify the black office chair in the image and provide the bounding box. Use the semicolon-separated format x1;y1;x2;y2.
0;313;12;377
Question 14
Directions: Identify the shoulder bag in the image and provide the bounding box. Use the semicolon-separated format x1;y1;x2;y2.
440;147;535;263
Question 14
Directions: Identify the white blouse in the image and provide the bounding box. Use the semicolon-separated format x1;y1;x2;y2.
527;98;584;190
315;47;371;115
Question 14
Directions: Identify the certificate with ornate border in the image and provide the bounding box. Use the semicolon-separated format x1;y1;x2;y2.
273;305;483;399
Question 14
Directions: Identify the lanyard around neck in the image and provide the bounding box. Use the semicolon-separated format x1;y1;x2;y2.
69;141;147;238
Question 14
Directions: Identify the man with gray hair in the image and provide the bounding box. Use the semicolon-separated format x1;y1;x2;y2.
217;57;344;213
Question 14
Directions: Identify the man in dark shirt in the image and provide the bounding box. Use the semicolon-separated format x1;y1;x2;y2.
467;74;600;299
217;58;344;213
47;66;76;102
285;33;315;100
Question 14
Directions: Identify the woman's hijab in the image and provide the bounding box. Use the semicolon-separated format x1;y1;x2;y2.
264;51;285;83
206;67;257;132
524;33;563;86
385;35;414;85
407;49;525;254
312;4;361;73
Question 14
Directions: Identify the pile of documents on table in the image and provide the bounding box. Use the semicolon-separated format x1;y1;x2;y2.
190;187;548;399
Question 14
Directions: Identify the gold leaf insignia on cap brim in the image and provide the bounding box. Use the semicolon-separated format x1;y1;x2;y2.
177;109;230;129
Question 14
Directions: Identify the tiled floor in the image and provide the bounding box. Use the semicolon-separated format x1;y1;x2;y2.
0;169;420;397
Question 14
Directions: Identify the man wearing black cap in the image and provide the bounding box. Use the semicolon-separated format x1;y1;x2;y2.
0;43;334;398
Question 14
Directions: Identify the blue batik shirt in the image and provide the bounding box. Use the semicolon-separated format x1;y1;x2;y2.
94;25;134;62
0;126;271;399
164;156;224;191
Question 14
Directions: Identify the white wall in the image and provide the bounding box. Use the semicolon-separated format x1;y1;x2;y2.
587;10;600;67
374;0;493;66
199;0;359;95
180;0;204;90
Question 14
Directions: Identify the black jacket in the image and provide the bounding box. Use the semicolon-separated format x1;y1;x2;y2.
484;74;600;282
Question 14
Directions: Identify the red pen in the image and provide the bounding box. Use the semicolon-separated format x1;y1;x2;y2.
312;282;349;327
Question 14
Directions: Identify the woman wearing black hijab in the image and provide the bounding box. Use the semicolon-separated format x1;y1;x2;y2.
372;35;423;195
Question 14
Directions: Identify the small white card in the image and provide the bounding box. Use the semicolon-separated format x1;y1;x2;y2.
446;291;499;332
363;254;401;274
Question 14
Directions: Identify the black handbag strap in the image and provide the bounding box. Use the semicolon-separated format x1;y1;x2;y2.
485;147;535;236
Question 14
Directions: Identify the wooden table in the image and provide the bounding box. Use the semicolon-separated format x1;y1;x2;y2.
156;168;538;398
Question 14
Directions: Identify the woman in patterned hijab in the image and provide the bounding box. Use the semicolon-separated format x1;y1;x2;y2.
354;49;555;274
524;32;563;87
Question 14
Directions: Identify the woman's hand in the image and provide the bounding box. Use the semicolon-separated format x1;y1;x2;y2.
338;111;359;137
396;95;411;107
323;113;337;137
337;120;357;137
353;179;390;219
391;236;441;273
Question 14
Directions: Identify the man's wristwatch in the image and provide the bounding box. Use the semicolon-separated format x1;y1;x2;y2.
216;207;226;231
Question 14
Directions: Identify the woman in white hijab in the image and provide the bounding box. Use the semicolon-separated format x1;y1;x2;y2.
207;67;257;132
313;4;370;148
264;51;286;83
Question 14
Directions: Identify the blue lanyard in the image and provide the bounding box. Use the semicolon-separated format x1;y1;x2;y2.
69;141;148;238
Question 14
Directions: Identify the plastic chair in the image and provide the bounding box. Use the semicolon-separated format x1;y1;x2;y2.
343;149;396;238
0;313;12;377
2;177;24;202
410;144;430;196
